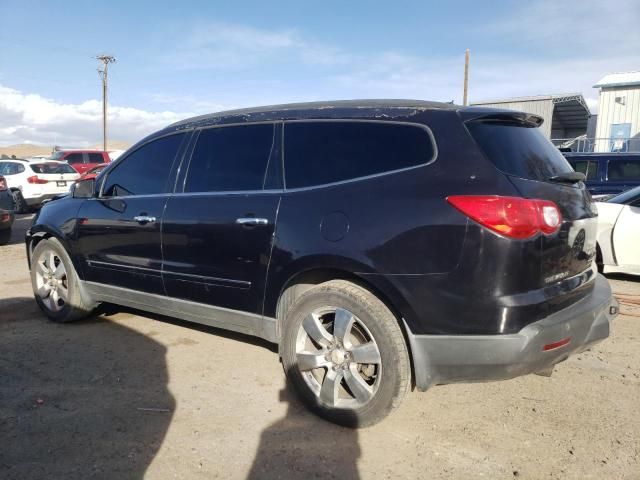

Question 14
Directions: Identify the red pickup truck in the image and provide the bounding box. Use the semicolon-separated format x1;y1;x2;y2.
49;150;111;174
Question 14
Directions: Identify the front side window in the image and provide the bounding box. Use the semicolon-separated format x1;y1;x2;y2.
102;133;185;197
65;153;85;165
184;124;275;193
607;159;640;181
284;121;435;189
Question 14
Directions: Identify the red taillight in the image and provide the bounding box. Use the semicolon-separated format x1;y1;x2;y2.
0;176;6;190
27;175;49;184
447;195;562;239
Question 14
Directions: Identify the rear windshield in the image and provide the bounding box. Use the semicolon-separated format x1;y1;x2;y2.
48;152;65;160
30;163;76;174
466;121;573;181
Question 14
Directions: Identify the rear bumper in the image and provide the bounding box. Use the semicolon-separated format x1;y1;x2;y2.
406;274;618;391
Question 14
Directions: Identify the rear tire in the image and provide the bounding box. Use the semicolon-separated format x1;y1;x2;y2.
280;280;410;428
30;237;97;322
12;190;28;214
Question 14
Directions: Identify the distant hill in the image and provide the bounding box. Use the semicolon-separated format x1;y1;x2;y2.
0;141;131;159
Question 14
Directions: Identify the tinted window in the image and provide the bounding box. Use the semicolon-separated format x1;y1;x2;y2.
30;163;76;174
284;121;435;189
570;160;598;180
185;124;275;192
102;134;185;197
607;159;640;181
467;121;573;181
65;153;85;164
0;162;24;175
88;153;105;164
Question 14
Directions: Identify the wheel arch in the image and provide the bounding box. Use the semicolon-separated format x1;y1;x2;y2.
268;260;418;389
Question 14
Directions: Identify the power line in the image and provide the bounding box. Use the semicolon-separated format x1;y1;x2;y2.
96;54;116;151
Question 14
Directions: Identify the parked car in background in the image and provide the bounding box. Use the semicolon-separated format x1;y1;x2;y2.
0;160;79;213
27;100;618;427
595;185;640;276
0;175;15;245
564;152;640;197
78;164;107;181
48;150;111;174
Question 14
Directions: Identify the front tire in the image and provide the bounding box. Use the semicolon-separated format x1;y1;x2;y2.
280;280;411;427
30;237;97;322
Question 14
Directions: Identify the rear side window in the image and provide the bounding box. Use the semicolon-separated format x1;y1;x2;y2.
607;159;640;181
184;124;275;193
0;162;24;175
30;163;76;174
87;153;106;164
65;153;85;165
570;160;598;180
102;133;185;197
284;121;435;189
466;121;573;181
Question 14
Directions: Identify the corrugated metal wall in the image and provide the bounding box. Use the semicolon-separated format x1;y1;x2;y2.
470;99;555;137
595;86;640;152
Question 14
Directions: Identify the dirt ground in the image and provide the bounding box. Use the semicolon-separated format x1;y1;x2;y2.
1;214;639;480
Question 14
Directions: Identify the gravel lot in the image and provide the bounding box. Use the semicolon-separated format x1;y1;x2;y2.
1;214;639;480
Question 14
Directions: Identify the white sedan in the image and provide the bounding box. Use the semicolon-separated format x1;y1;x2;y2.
595;186;640;276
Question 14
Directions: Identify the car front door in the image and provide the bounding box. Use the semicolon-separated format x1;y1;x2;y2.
162;123;281;317
76;132;188;294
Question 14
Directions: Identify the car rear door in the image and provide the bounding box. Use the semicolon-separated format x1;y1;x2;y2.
76;132;188;294
162;123;281;317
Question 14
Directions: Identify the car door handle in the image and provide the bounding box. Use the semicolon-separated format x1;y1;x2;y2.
133;215;156;224
236;217;268;226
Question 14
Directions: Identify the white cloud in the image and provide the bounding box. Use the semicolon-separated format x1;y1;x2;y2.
0;85;189;147
164;21;351;70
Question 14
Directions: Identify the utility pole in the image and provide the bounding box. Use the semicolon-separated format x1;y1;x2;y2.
463;49;470;106
96;55;116;151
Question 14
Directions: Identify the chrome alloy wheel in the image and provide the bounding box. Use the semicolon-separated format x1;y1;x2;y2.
295;307;382;408
34;249;69;312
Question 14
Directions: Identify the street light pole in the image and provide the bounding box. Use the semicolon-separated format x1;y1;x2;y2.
96;55;116;151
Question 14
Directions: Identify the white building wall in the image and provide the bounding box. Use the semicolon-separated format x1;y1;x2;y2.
595;86;640;152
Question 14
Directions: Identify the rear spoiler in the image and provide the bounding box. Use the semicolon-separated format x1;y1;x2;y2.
458;108;544;128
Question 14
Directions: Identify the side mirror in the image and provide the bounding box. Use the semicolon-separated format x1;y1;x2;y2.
72;178;96;199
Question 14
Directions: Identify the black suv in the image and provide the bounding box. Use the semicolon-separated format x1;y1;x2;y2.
26;100;618;427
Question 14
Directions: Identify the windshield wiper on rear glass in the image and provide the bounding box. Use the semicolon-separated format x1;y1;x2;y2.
548;172;586;184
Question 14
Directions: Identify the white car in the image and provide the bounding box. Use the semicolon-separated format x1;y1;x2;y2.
0;159;80;213
595;185;640;276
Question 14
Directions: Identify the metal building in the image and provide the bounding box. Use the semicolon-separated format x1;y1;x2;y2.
593;71;640;152
470;94;591;139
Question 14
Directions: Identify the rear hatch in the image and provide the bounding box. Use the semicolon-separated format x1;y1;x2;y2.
29;162;80;193
464;112;598;301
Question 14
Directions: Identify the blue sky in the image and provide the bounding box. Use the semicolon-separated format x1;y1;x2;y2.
1;0;639;146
